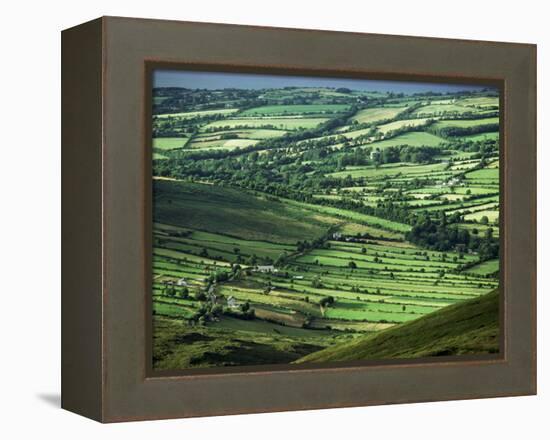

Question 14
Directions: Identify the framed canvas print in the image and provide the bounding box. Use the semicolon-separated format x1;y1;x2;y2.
62;16;537;422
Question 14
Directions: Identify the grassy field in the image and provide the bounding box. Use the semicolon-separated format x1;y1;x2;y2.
329;162;448;179
153;137;189;150
203;117;328;131
464;259;499;276
377;118;429;133
153;180;338;244
152;181;498;369
350;107;406;124
458;97;499;107
155;108;239;119
432;117;499;129
296;289;499;362
462;132;499;142
367;131;446;149
151;83;500;370
240;104;350;116
412;103;470;116
187;138;260;151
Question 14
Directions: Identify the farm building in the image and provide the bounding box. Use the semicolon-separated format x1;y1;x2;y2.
254;265;277;273
442;177;461;187
176;278;189;287
226;296;239;309
370;149;381;160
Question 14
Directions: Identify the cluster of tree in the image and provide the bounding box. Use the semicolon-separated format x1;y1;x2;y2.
427;123;499;138
165;229;192;238
187;302;224;326
319;296;335;308
155;107;357;164
207;270;231;284
153;90;500;264
162;282;189;299
443;138;499;155
438;110;499;120
405;213;499;260
153;112;234;137
296;228;337;253
412;90;497;98
311;276;324;288
328;144;441;171
377;118;433;139
299;135;349;153
152;87;262;115
219;132;239;140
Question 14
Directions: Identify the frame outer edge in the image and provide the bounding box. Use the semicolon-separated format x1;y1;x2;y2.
530;43;537;396
61;17;104;422
98;16;536;422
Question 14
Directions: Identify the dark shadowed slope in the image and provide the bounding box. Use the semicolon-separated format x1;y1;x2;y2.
295;289;499;363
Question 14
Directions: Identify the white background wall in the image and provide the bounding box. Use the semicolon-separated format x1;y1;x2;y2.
0;0;546;437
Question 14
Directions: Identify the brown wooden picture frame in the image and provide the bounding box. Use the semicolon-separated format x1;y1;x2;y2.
62;16;536;423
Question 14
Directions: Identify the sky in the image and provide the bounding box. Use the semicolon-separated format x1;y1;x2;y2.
153;69;495;94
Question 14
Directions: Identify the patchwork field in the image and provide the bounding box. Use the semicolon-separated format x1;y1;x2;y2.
203;117;329;131
240;104;350;116
152;83;501;370
153;137;190;150
350;107;406;124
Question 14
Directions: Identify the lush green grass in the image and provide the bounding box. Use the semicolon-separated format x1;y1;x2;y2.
282;198;412;232
330;162;447;179
154;316;329;369
457;223;499;237
228;129;288;139
187;138;260;150
203;117;329;131
295;289;499;362
412;103;470;116
193;129;287;141
350;107;406;124
155;108;239;119
432;117;499;129
464;259;499;275
461;132;499;142
155;224;296;262
338;222;404;240
464;209;499;222
458;97;499;108
465;168;499;181
153;180;337;244
376;118;428;133
339;127;376;140
151;86;501;370
367;131;445;149
153;137;190;150
240;104;350;116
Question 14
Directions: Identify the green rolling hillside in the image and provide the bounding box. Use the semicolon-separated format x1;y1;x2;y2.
295;289;500;363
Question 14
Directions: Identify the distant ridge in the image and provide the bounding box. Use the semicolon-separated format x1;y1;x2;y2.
295;289;499;363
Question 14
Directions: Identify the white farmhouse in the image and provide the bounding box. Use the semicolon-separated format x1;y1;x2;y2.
227;296;239;309
254;265;277;273
177;278;189;287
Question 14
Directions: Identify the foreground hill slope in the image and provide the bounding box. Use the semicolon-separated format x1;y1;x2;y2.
295;289;500;363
